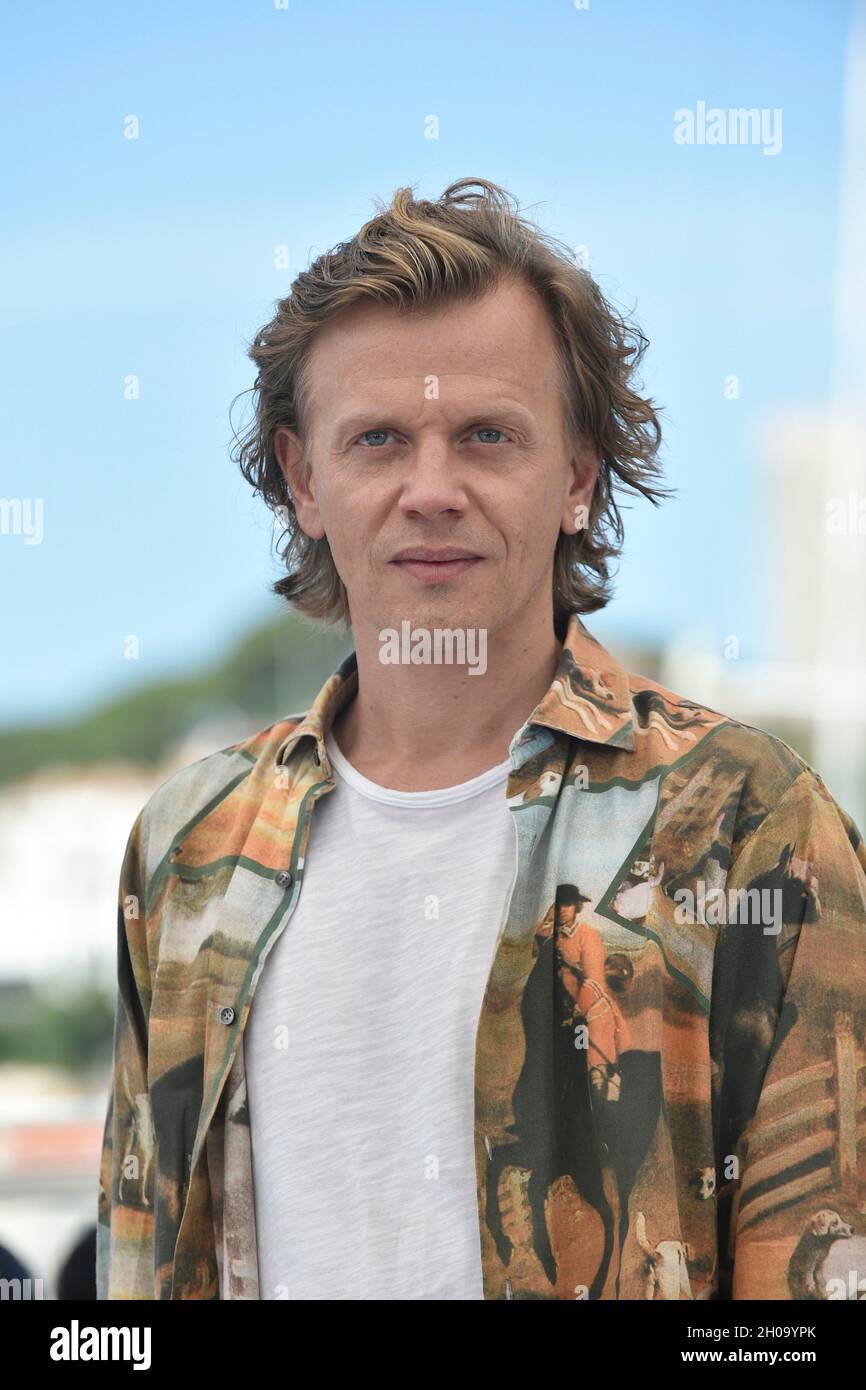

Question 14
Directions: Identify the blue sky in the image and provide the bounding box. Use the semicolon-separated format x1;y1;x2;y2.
0;0;852;724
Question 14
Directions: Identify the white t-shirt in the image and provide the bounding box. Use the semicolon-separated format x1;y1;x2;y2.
245;726;517;1300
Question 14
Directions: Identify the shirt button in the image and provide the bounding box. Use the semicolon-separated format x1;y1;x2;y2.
219;1006;236;1026
275;870;292;889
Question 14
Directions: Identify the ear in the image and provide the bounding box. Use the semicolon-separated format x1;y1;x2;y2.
561;434;602;537
275;425;326;541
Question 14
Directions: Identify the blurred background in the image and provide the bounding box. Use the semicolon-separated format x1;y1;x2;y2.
1;0;864;1295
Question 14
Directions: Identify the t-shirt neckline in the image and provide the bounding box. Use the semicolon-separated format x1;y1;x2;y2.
324;727;513;807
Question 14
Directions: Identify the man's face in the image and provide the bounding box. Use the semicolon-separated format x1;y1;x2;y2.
276;276;599;638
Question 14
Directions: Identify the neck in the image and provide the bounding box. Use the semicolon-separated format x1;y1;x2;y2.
330;596;565;791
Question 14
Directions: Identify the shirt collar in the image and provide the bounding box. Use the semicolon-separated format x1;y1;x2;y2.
274;610;636;771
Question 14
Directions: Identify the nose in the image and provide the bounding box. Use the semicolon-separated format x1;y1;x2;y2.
396;436;468;517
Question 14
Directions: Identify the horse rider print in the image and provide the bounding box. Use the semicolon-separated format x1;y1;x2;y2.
533;884;632;1101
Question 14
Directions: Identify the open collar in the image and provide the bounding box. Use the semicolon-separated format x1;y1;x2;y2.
274;611;636;771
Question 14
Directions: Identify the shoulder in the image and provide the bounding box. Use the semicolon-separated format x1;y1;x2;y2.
624;664;810;788
130;712;308;882
622;666;864;873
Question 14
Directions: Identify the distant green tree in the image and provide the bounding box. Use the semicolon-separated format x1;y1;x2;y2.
0;613;352;786
0;982;116;1073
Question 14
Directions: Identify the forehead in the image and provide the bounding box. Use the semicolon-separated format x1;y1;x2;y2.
303;277;563;420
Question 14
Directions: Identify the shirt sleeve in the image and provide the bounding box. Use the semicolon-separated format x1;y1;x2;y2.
709;766;866;1300
96;808;157;1299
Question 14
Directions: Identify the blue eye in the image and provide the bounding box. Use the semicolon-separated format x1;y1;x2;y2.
353;426;510;448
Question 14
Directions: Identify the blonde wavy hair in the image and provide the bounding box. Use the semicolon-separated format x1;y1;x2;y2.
230;177;671;635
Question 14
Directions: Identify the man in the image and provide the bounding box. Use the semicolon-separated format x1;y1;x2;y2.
97;177;866;1301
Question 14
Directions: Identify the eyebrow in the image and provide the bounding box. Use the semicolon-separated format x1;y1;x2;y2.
329;401;537;440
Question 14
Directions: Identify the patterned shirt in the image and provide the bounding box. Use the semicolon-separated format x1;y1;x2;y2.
97;612;866;1300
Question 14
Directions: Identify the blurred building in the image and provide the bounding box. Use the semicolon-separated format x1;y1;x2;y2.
0;1064;104;1298
0;713;253;990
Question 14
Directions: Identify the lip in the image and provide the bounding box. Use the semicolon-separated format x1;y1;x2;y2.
389;552;483;584
391;547;481;562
